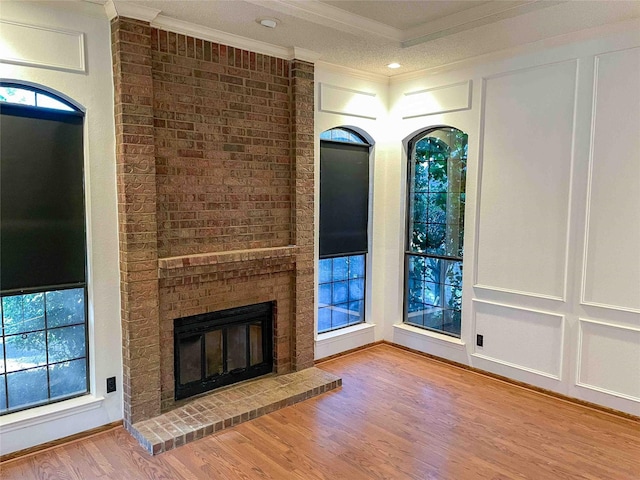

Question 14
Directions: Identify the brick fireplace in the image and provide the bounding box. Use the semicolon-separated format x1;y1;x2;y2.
111;17;316;430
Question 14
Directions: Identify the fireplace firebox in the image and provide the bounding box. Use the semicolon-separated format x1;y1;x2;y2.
174;302;274;400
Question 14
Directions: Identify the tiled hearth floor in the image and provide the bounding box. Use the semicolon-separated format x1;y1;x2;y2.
129;368;342;455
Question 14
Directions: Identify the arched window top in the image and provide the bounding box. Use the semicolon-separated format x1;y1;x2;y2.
320;127;369;145
412;127;467;162
0;83;78;112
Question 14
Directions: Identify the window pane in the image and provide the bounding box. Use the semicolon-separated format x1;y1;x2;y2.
0;87;35;106
423;282;441;307
35;93;74;111
423;309;444;330
5;331;46;372
332;307;348;329
349;279;364;301
2;294;45;335
319;283;332;306
348;301;363;324
49;359;87;399
319;258;333;283
332;281;348;304
332;257;348;281
443;310;462;336
7;367;48;409
428;159;448;193
317;254;366;333
318;307;331;333
46;288;85;328
349;254;365;277
48;325;86;363
445;260;463;288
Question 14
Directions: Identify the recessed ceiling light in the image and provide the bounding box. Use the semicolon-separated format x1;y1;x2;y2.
258;18;279;29
387;63;401;69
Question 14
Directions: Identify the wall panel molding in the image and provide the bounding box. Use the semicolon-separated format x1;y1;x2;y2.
318;83;378;119
473;284;565;302
580;47;640;314
0;20;86;73
472;300;565;380
473;60;578;301
401;80;471;118
576;318;640;402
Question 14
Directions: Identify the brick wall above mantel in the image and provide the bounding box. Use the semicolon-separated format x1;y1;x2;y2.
111;16;315;427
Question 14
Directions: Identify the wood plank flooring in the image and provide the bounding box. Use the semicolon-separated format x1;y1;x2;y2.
2;344;639;479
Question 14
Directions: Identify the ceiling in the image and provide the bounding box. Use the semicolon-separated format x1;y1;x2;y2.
103;0;640;76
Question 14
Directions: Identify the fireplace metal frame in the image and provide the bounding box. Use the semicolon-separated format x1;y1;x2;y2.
174;302;274;400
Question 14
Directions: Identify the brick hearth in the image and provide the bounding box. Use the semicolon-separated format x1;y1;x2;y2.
130;368;341;455
111;16;320;439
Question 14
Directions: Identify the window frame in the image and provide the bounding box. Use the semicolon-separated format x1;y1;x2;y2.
318;127;372;335
0;83;89;415
403;126;468;338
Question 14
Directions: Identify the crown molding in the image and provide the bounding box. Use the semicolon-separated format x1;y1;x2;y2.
105;0;161;22
245;0;403;43
390;16;640;84
151;15;321;63
315;61;390;85
291;47;322;63
401;1;563;47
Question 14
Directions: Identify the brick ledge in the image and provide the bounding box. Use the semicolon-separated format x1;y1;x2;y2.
158;246;298;271
129;367;341;455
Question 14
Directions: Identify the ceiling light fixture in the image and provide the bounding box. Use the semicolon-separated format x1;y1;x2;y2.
258;18;279;29
387;63;401;69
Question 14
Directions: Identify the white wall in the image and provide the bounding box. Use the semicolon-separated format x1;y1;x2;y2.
314;65;390;359
316;21;640;417
0;2;122;453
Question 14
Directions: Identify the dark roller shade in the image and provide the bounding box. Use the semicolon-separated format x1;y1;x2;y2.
320;141;369;258
1;103;85;293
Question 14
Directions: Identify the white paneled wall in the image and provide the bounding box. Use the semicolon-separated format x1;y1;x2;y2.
473;301;564;380
316;22;640;417
582;47;640;313
578;319;640;402
476;61;577;300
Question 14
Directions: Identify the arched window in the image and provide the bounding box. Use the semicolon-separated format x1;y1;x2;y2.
318;127;370;334
404;127;468;337
0;83;87;414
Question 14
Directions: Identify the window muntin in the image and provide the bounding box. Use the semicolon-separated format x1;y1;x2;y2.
318;128;370;334
318;254;366;333
0;85;75;111
404;127;467;337
0;84;87;414
0;289;87;412
319;127;367;144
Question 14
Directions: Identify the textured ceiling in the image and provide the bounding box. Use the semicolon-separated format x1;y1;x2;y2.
113;0;640;76
319;0;492;30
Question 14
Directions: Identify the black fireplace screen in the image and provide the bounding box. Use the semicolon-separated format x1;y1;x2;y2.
174;302;273;400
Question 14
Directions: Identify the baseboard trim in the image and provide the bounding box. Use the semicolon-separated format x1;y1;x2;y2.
3;339;637;462
314;340;384;364
383;341;640;424
0;420;124;464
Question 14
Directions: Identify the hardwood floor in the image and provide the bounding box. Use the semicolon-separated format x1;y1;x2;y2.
2;344;639;479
